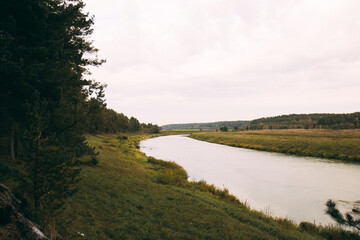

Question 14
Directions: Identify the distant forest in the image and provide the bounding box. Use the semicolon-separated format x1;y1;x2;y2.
248;112;360;130
162;121;249;130
85;106;160;134
162;112;360;130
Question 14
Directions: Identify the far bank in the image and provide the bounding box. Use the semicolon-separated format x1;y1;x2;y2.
189;129;360;162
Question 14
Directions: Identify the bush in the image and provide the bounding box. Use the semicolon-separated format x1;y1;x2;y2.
147;157;188;186
91;156;99;166
191;180;239;203
117;135;128;140
157;169;188;186
299;221;317;233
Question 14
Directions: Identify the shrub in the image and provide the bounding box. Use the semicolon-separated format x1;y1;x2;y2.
299;221;317;233
157;169;188;186
191;180;239;203
117;135;128;140
147;157;188;186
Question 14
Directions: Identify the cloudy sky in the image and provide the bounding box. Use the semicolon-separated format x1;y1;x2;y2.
84;0;360;125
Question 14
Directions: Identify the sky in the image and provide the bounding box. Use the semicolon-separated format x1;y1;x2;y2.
84;0;360;126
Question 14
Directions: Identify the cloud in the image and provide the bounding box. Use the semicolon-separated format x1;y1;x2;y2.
84;0;360;125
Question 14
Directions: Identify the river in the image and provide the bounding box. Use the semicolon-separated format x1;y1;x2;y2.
139;135;360;225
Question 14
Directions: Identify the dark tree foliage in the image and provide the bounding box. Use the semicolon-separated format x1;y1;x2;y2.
141;123;161;133
84;106;160;134
219;126;229;132
129;117;141;132
0;0;105;223
326;200;360;231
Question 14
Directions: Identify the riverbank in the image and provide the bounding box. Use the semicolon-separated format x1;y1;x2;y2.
190;129;360;162
52;133;358;239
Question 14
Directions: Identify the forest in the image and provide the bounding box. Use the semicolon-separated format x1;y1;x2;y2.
247;112;360;130
0;0;159;237
162;120;249;130
163;113;360;131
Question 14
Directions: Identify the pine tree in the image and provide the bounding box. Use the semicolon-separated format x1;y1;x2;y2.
1;0;105;222
129;117;141;132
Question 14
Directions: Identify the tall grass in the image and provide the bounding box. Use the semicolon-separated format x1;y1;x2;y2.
191;129;360;162
147;157;189;186
147;156;240;203
51;133;359;239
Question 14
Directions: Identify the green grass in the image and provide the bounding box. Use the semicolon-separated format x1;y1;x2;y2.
49;133;359;239
190;129;360;162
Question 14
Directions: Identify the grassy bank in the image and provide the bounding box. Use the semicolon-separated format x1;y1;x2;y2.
190;129;360;162
50;133;358;239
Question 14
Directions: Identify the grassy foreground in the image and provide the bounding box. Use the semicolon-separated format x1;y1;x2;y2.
49;133;360;239
190;129;360;162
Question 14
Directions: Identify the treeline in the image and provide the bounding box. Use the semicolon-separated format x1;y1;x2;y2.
86;107;160;134
0;0;158;236
162;120;249;130
247;112;360;130
163;113;360;131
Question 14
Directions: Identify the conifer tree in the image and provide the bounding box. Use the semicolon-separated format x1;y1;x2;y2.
1;0;105;222
129;117;141;132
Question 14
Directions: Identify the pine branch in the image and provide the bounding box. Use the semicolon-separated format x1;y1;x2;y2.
326;199;360;231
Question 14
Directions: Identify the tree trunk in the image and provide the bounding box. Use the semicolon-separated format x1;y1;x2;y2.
33;131;42;220
33;162;40;221
10;123;15;161
0;184;48;240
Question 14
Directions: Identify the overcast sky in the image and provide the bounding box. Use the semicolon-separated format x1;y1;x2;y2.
84;0;360;125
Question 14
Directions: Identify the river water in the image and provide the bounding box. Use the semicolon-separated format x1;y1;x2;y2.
139;135;360;225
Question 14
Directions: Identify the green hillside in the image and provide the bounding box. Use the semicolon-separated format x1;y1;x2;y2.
52;133;358;239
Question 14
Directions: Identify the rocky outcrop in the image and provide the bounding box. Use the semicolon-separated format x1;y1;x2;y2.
0;184;48;240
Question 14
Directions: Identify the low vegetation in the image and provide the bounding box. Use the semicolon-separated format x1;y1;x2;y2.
190;129;360;162
48;133;359;239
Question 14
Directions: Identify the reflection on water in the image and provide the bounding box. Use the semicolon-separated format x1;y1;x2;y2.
140;135;360;225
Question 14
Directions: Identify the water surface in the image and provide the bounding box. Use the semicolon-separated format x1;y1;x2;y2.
140;135;360;225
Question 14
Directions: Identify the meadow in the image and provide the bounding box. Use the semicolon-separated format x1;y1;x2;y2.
190;129;360;162
50;133;359;239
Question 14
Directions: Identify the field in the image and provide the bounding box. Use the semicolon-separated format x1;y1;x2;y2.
190;129;360;162
49;133;359;239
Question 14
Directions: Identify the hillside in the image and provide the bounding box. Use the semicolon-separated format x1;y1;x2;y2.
162;120;249;130
52;133;358;239
2;132;359;239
